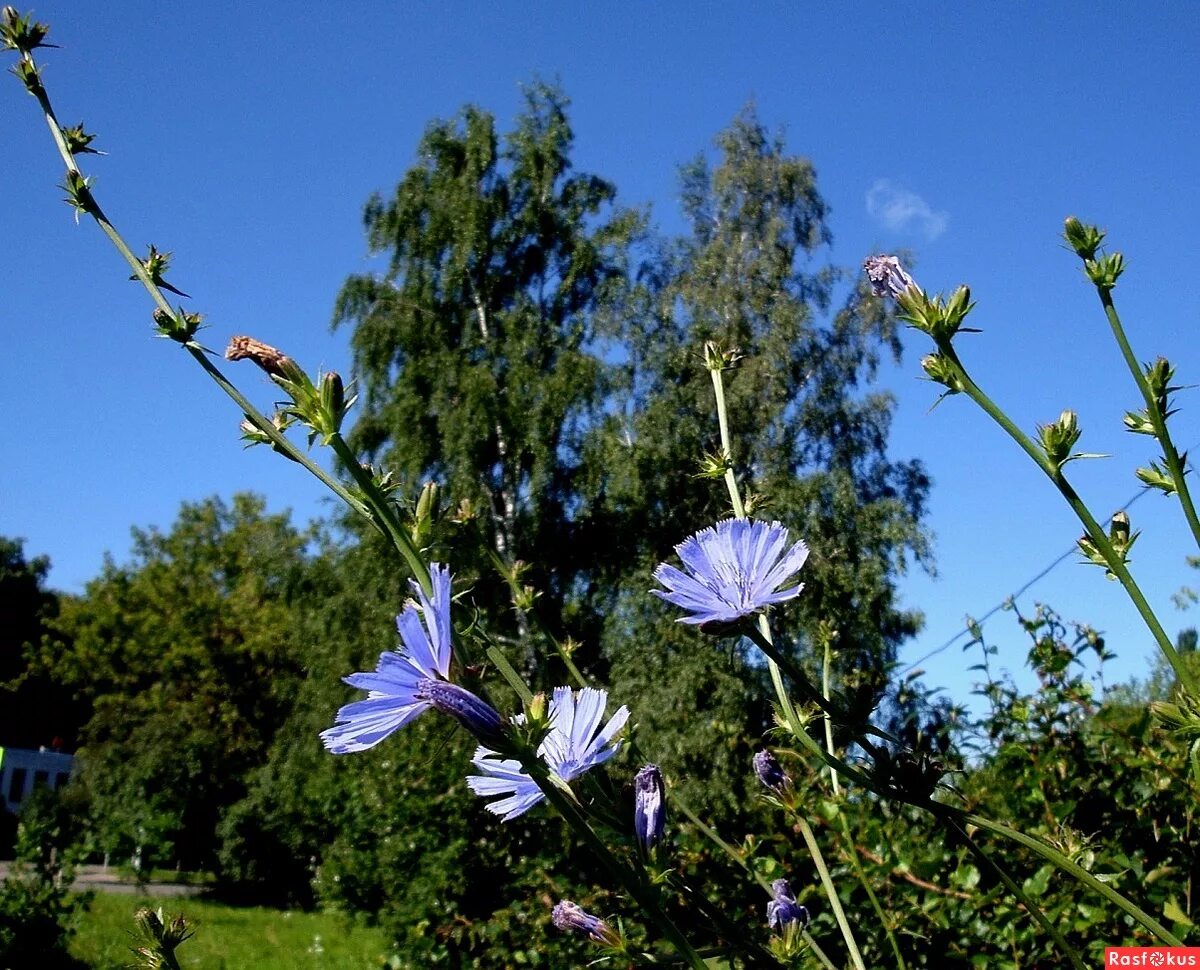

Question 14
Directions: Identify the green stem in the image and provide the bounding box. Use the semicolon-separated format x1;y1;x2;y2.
1099;292;1200;551
485;646;535;705
822;636;840;797
526;761;707;968
477;536;587;689
836;812;908;970
745;624;893;754
185;348;370;517
948;816;1087;970
795;815;866;970
962;811;1184;946
710;366;747;519
940;344;1195;693
803;932;839;970
326;434;431;594
19;52;383;542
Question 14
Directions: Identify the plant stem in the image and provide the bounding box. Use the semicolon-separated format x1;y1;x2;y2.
940;343;1195;694
962;811;1184;946
477;537;587;688
795;814;867;970
948;816;1087;970
803;932;839;970
822;636;840;796
710;366;747;519
326;433;431;593
836;812;908;970
705;350;1176;955
524;758;708;968
1098;292;1200;552
18;50;382;545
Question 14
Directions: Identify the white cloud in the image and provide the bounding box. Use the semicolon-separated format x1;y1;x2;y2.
866;179;948;241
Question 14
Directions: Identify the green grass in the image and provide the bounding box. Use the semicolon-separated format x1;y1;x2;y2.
70;892;393;970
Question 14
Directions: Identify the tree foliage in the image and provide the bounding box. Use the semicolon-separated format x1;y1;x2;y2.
0;537;81;749
38;495;318;871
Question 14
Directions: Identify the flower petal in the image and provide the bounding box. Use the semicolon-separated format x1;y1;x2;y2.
320;696;430;753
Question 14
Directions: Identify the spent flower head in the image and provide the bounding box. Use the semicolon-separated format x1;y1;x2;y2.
321;564;502;752
468;686;629;820
863;254;918;300
652;518;809;629
551;900;623;949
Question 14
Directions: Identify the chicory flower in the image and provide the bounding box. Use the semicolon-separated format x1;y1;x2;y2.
321;563;502;752
652;518;809;627
468;686;629;820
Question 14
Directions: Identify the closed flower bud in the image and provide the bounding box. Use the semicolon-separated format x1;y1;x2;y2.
318;371;353;434
131;244;190;298
1;6;52;53
1036;410;1082;468
1084;251;1125;291
766;879;809;931
1063;217;1106;261
62;122;103;156
1078;511;1139;579
753;749;790;793
920;353;964;394
633;764;665;851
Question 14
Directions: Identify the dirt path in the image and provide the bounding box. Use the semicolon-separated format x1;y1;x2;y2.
0;862;207;896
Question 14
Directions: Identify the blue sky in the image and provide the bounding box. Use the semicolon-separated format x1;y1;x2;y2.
4;2;1200;706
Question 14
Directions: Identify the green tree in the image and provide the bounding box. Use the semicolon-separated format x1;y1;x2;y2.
39;494;318;871
585;106;931;812
0;537;81;749
332;81;641;665
280;90;932;959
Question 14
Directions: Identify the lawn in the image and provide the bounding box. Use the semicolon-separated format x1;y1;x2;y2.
70;892;394;969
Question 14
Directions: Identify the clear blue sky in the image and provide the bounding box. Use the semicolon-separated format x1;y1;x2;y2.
4;2;1200;706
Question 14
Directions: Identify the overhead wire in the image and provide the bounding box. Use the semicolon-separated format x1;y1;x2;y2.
900;439;1200;675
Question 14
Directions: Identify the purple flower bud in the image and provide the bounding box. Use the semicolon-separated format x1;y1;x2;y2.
551;900;622;948
419;679;504;743
863;254;918;300
633;764;665;851
753;749;790;793
766;879;809;930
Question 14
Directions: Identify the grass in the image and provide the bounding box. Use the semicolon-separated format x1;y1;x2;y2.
70;892;393;969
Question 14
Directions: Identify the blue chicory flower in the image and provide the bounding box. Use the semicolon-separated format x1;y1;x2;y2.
652;518;809;627
766;879;809;930
467;686;629;820
863;254;919;300
633;764;665;851
551;900;622;947
321;563;501;752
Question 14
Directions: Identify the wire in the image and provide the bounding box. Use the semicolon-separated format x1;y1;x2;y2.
899;440;1199;675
